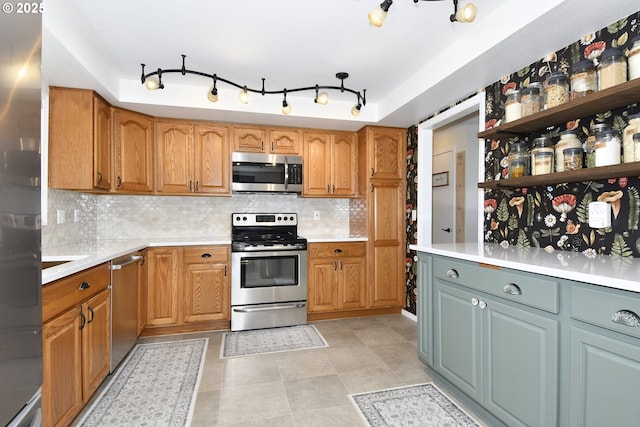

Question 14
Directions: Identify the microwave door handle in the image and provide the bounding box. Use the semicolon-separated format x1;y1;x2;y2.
284;157;289;190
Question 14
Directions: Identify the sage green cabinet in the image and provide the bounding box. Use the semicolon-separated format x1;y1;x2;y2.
416;254;433;366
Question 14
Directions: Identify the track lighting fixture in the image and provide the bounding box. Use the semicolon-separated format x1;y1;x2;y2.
368;0;476;27
140;55;366;116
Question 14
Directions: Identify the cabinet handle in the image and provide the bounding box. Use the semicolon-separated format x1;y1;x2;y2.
478;300;487;309
327;184;330;193
261;141;264;151
201;253;212;258
224;265;227;276
446;269;459;279
117;176;122;188
87;306;94;324
97;172;103;184
332;184;335;193
371;168;374;177
79;281;90;290
195;181;199;192
334;261;338;271
79;309;86;330
340;260;343;270
189;180;193;191
503;283;522;296
471;297;479;306
371;184;374;193
334;248;343;254
611;310;640;328
271;141;274;151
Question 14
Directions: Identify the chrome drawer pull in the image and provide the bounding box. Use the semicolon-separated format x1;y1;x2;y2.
503;283;522;296
446;269;459;279
611;310;640;328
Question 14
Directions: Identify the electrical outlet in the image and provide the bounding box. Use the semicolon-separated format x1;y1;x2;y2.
56;209;65;224
313;211;320;220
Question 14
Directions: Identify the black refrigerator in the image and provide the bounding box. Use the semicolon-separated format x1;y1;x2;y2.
0;9;43;427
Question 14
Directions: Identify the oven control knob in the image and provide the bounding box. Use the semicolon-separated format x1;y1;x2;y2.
243;216;247;221
289;216;294;221
278;216;282;221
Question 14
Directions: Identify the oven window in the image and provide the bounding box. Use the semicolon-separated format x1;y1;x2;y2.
240;255;298;288
233;163;285;184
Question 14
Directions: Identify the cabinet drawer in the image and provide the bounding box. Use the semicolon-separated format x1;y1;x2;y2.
308;242;366;258
571;284;640;339
42;263;110;322
183;246;229;264
433;257;559;314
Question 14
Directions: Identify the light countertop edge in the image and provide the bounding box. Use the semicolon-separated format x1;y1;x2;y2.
410;242;640;294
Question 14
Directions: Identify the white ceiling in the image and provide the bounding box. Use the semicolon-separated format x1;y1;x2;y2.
42;0;639;131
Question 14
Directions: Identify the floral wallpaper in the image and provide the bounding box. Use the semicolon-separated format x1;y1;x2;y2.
405;126;419;314
483;10;640;258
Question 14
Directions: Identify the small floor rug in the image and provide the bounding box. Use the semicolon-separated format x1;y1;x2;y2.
220;324;328;358
350;383;482;427
75;338;208;427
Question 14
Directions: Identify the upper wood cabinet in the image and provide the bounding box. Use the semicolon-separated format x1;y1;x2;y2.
233;125;301;154
155;119;231;195
303;131;358;197
49;87;112;190
112;108;154;193
359;126;405;181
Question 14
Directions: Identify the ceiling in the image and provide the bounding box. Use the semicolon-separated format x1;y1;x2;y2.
42;0;639;131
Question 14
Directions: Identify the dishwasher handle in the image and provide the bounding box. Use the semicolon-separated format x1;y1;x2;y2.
110;255;143;270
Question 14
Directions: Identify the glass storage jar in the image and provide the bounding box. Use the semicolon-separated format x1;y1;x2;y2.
598;48;627;90
629;36;640;81
595;129;621;167
508;142;530;178
544;71;569;109
634;133;640;161
563;147;584;170
521;86;543;117
585;123;610;168
504;90;522;123
623;113;640;163
531;135;554;175
555;130;582;172
570;59;597;98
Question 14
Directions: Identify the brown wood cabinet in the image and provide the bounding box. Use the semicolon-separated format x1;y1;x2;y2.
49;87;112;190
145;245;230;332
155;119;230;194
233;125;301;154
303;131;358;197
358;126;406;309
42;263;111;427
308;242;366;313
112;108;154;192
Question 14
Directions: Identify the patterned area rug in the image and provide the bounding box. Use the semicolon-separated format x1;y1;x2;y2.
220;325;328;358
75;338;208;427
350;383;482;427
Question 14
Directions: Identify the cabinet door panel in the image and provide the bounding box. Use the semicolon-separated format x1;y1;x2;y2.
370;127;403;180
303;132;331;196
234;126;266;152
371;183;402;242
82;289;111;401
370;245;403;306
339;257;366;309
484;298;558;427
183;263;229;323
155;121;193;193
113;109;154;192
194;124;230;194
269;129;300;154
331;133;357;196
93;96;112;190
146;248;181;326
308;259;338;312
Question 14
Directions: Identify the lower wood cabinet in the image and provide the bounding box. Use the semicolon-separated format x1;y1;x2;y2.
308;242;366;313
42;264;111;427
145;245;230;330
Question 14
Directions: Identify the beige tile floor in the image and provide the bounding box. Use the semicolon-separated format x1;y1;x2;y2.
172;314;485;427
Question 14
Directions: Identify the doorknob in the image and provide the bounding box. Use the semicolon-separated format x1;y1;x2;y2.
441;228;451;233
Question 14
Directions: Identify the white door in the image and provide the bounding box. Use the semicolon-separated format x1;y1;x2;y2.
432;150;454;244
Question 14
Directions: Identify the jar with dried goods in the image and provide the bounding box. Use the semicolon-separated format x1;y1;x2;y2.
531;135;554;175
521;86;542;117
508;142;529;178
570;59;597;98
544;71;569;109
623;113;640;163
629;36;640;81
504;90;522;123
598;48;627;90
595;129;621;167
555;130;582;172
563;147;583;170
585;123;610;168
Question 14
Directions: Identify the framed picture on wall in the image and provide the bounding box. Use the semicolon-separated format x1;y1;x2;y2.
432;171;449;187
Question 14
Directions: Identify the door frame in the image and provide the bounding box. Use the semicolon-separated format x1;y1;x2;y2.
416;93;485;246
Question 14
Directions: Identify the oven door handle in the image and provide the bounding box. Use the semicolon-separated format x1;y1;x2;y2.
284;157;289;190
233;302;306;313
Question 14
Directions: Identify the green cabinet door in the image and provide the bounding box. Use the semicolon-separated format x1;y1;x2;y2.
483;296;558;427
569;326;640;427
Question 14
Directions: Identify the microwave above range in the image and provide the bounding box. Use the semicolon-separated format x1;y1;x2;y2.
232;152;303;194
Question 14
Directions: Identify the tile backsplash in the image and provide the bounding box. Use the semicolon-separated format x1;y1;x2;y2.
44;189;365;248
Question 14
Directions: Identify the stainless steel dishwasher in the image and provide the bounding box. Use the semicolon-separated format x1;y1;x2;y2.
110;252;143;372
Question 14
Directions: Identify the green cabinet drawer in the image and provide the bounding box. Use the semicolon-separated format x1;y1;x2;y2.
571;284;640;339
433;256;559;314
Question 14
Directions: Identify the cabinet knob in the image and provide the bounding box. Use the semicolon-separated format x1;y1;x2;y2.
471;297;479;306
446;269;459;279
611;310;640;328
503;283;522;296
478;300;487;309
79;281;90;290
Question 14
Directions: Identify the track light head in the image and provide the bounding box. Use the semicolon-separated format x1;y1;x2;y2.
351;104;362;117
450;1;476;22
239;86;249;104
368;0;392;27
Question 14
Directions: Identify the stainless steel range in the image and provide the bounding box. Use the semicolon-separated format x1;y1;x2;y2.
231;213;308;331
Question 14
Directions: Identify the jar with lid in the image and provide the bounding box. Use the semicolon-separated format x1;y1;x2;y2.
563;147;584;170
623;113;640;163
634;133;640;161
508;142;530;178
531;135;554;175
521;86;543;117
595;129;621;167
528;82;544;109
585;123;610;168
570;60;597;98
504;90;522;123
598;48;627;90
629;36;640;81
544;71;569;109
555;130;582;172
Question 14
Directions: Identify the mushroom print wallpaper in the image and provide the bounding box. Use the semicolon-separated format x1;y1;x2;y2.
483;9;640;258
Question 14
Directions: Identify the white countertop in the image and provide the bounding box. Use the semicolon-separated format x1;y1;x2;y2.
410;242;640;293
306;237;368;243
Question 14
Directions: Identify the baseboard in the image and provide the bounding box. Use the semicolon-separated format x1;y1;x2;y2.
401;309;417;322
